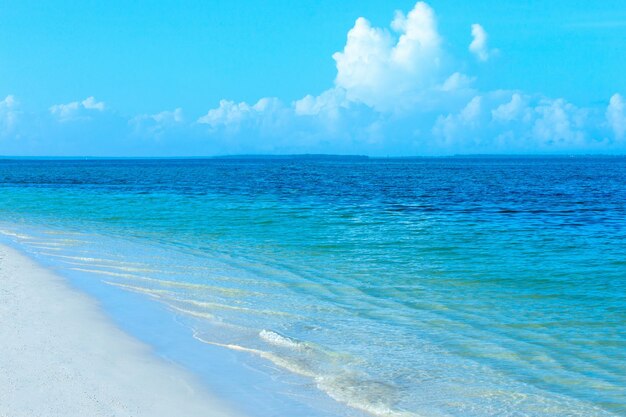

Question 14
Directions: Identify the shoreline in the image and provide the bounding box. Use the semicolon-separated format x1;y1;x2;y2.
0;243;242;417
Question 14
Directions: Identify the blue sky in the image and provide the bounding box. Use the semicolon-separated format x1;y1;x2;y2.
1;0;625;156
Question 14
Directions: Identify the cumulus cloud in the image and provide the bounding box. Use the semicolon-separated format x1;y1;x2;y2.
0;95;20;136
197;98;288;133
431;92;604;153
332;2;447;112
432;96;485;150
187;0;622;155
153;108;184;124
469;24;493;62
441;72;475;92
607;93;626;140
50;96;106;122
532;99;588;147
81;96;106;111
492;93;529;122
200;1;469;129
136;108;184;125
294;88;348;119
1;2;624;156
433;96;483;144
131;108;185;139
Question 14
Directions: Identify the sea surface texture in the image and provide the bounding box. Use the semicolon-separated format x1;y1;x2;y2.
0;157;624;417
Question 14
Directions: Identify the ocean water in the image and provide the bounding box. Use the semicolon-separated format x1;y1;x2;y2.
0;156;624;416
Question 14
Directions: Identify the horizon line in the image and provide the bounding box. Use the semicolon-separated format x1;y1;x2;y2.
1;153;626;161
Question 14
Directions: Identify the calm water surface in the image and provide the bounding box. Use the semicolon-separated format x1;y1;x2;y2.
0;157;624;416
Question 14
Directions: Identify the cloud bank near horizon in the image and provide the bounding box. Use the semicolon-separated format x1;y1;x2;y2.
1;2;625;156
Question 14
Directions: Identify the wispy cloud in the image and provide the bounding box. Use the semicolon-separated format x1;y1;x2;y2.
607;94;626;140
0;95;20;136
469;24;496;62
49;97;106;122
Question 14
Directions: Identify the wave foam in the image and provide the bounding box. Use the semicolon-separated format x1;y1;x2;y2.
260;330;309;351
193;332;417;417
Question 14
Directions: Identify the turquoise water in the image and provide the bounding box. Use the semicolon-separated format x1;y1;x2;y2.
0;157;624;416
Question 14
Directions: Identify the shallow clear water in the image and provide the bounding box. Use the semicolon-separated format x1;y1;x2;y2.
0;157;624;416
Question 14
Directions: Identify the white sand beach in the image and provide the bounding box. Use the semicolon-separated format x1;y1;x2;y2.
0;244;241;417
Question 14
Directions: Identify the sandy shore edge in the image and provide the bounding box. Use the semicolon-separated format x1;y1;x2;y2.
0;243;241;417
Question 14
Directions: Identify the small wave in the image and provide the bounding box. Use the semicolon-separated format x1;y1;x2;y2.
259;330;311;351
317;375;417;417
103;281;174;298
27;245;65;251
39;253;147;266
41;230;88;236
70;267;144;279
192;334;318;379
193;333;418;417
0;230;35;240
69;267;255;296
167;305;216;320
27;239;81;247
60;260;166;273
175;300;296;318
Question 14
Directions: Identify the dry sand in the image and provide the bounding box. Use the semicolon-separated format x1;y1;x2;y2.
0;244;241;417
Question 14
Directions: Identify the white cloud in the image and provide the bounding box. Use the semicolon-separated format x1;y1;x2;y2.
441;72;475;92
469;24;492;62
607;93;626;140
332;2;445;112
188;1;484;153
430;92;600;152
432;96;484;147
81;96;105;111
0;95;19;136
50;101;80;120
198;100;252;127
532;98;588;147
492;93;530;122
294;88;348;118
131;108;184;138
50;96;106;122
153;108;184;124
197;98;285;130
2;2;624;156
460;96;483;123
0;95;17;110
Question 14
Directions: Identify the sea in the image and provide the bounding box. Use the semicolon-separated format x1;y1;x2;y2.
0;156;624;417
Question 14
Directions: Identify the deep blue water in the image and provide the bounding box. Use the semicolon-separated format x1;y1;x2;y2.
0;157;625;416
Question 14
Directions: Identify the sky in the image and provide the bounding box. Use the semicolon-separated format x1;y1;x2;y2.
1;0;626;156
